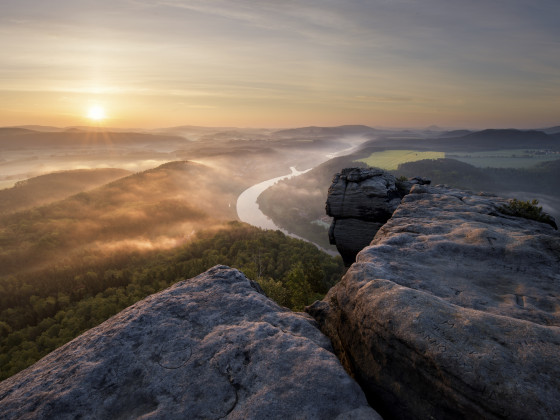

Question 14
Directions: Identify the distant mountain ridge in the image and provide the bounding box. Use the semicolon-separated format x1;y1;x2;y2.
0;130;185;148
460;128;549;140
540;125;560;134
446;129;558;150
0;127;37;135
273;125;377;137
361;128;560;151
437;129;473;138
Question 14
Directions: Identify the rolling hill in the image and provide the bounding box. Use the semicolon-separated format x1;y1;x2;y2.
0;168;130;215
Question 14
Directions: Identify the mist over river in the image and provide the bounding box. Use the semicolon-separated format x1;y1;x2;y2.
236;167;310;231
236;143;363;256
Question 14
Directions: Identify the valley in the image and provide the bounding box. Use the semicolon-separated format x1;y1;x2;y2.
1;123;559;383
259;128;560;248
2;2;559;416
0;125;361;379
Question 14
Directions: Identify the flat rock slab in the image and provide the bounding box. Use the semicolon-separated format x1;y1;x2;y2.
309;184;560;419
0;265;380;420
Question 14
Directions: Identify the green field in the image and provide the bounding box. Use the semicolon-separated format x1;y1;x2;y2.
356;150;445;170
357;149;560;170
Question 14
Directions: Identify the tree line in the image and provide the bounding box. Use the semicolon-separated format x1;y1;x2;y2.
0;222;344;381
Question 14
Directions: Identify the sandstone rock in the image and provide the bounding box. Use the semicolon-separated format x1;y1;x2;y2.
328;219;384;265
326;168;402;221
326;168;404;266
309;184;560;420
0;266;379;420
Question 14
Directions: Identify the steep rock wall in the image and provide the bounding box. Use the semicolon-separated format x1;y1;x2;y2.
326;168;429;266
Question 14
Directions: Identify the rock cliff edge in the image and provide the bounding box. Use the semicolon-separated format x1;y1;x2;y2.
309;181;560;419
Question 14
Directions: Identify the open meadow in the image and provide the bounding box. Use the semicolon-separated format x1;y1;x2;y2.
356;150;445;170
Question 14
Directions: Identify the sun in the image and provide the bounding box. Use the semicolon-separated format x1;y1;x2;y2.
87;105;107;121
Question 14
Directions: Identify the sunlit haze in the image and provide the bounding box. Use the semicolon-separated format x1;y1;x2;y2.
1;1;560;402
1;0;559;129
87;105;107;122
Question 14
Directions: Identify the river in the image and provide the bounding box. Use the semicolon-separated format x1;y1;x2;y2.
236;167;308;230
235;143;363;255
236;166;340;255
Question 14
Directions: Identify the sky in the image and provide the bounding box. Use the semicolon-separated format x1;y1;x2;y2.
0;0;559;129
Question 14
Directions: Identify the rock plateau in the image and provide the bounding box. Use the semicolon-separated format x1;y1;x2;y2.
0;266;380;420
309;182;560;419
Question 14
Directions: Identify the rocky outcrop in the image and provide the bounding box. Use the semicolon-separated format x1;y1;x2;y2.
326;168;429;265
309;183;560;419
0;266;380;420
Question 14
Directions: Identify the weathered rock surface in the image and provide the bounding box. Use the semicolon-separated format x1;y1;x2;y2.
0;265;380;420
309;183;560;419
326;168;429;266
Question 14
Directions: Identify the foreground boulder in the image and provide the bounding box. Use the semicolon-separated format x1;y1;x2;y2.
326;168;429;266
309;184;560;419
0;265;380;419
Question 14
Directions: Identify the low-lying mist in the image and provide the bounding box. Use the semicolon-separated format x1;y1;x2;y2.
1;123;558;383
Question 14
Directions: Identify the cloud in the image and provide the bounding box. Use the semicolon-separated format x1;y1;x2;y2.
354;95;414;103
1;0;559;128
188;105;217;109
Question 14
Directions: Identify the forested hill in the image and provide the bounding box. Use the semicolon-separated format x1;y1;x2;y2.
395;158;560;199
444;129;556;149
0;168;130;215
0;222;344;380
0;161;245;278
0;160;345;380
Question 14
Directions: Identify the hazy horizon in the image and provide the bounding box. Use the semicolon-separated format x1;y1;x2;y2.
1;1;559;130
3;122;559;132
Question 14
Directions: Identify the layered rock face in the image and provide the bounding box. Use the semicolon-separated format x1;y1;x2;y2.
309;183;560;419
326;168;429;266
0;266;380;420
